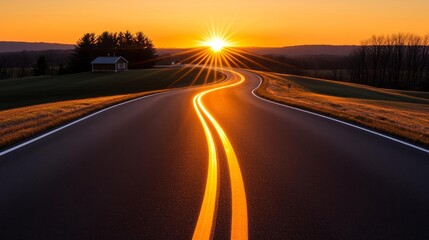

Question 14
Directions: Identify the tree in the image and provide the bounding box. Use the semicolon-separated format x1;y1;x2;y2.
33;55;48;76
122;30;135;48
70;33;97;72
69;31;157;72
130;31;157;68
348;33;429;90
96;31;118;56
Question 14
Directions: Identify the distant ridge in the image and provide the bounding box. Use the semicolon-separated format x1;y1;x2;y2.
158;45;356;57
0;41;74;53
1;41;356;56
238;45;356;56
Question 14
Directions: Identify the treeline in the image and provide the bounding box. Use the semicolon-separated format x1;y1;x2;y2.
249;33;429;91
0;50;71;79
0;31;157;79
70;31;157;72
349;33;429;90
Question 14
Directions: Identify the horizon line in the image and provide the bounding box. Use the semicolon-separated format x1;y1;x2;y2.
0;40;359;49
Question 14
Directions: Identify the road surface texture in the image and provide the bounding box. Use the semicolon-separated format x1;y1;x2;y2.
0;68;428;240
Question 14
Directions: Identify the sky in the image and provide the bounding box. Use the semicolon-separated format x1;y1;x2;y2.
1;0;428;48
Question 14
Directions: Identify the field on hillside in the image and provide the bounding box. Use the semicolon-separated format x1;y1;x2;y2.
0;68;225;149
0;67;222;110
254;71;429;146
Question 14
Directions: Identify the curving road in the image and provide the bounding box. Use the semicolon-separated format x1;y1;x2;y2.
0;68;428;240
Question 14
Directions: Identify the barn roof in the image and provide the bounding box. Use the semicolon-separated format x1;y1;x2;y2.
91;56;128;64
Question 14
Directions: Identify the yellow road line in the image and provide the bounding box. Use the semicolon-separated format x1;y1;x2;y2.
192;91;218;240
192;69;248;240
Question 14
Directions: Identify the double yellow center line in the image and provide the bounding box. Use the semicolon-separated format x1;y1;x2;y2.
192;70;248;240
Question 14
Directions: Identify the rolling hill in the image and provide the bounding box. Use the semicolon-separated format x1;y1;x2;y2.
0;41;74;53
157;45;356;56
0;41;355;56
240;45;356;56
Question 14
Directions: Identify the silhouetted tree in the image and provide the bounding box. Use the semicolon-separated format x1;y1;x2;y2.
33;55;48;76
96;31;118;56
70;33;97;72
129;32;157;68
15;51;32;78
0;57;7;79
121;30;135;48
69;31;157;72
349;33;429;90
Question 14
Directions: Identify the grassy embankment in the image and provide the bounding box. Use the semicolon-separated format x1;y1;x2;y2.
254;71;429;146
0;68;224;149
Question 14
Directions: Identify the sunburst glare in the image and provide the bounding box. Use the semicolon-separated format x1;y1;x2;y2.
149;23;289;89
206;38;227;52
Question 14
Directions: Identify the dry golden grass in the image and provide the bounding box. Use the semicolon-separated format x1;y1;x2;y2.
254;71;429;146
0;91;163;149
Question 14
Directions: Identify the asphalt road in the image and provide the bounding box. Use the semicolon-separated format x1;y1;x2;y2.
0;68;428;240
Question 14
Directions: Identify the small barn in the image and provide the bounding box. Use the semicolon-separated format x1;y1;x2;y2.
91;56;129;72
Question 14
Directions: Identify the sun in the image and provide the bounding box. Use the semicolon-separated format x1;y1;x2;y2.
206;38;227;52
197;22;237;53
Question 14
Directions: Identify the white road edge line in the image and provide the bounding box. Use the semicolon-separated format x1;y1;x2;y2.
0;73;231;157
249;71;429;154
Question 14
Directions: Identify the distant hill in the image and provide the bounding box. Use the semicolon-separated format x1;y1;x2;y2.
1;42;356;56
0;41;74;53
240;45;356;56
158;45;356;57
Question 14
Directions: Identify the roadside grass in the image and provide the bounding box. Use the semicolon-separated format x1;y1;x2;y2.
387;89;429;100
254;71;429;146
0;92;161;148
0;68;225;149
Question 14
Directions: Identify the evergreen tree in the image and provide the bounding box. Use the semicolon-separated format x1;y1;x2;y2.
33;55;48;76
70;33;96;72
123;30;135;48
131;32;157;68
69;31;157;73
96;31;118;56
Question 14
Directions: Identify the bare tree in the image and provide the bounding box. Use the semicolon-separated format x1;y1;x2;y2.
349;33;429;90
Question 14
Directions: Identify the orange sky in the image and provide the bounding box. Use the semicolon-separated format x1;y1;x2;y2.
1;0;428;48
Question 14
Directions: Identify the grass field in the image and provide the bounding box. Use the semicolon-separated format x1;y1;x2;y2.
254;71;429;146
0;68;225;149
0;67;222;110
